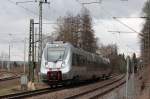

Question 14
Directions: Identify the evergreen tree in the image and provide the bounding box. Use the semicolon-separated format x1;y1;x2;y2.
141;0;150;66
132;53;138;73
80;8;97;53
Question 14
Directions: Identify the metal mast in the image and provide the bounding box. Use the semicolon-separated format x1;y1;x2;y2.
16;0;50;82
38;0;50;73
8;33;12;71
28;19;35;82
8;42;10;71
38;1;43;70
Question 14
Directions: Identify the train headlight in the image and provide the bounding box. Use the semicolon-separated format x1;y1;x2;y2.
61;61;65;67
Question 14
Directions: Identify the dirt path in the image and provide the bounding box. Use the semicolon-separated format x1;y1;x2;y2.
138;66;150;99
138;88;150;99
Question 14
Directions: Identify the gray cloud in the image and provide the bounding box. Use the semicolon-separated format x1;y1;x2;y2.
0;0;147;60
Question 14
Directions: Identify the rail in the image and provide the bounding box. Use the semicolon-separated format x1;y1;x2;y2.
0;74;125;99
0;76;20;82
65;75;125;99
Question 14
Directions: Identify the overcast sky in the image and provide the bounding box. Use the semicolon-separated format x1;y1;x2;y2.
0;0;147;61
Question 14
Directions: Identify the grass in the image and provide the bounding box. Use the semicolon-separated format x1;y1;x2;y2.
0;85;20;96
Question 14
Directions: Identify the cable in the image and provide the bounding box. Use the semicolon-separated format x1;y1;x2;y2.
96;3;140;55
6;0;39;16
6;0;51;21
113;17;142;34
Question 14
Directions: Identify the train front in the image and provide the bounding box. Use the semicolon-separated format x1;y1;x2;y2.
40;43;71;84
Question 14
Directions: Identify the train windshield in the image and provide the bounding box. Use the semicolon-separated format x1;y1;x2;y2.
46;47;65;62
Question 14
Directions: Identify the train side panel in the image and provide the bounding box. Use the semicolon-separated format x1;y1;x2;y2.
40;42;111;83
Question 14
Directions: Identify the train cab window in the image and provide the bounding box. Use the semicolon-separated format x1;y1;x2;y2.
46;47;65;62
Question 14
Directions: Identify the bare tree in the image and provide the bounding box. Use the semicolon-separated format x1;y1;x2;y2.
0;52;9;69
97;44;126;73
55;9;97;53
55;14;80;47
97;44;118;57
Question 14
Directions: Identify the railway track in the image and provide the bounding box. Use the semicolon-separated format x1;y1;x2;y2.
0;76;20;82
0;79;96;99
0;74;125;99
0;70;20;82
0;87;62;99
66;75;125;99
0;70;19;78
0;83;82;99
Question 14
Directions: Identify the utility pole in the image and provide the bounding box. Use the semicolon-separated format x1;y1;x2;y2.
34;28;38;63
16;0;50;82
28;19;35;82
38;0;50;73
2;55;3;70
126;56;130;99
8;43;10;71
148;19;150;65
38;1;43;71
24;38;27;74
7;33;12;71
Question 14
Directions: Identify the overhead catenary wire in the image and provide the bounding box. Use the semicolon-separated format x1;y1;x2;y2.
96;3;140;55
6;0;39;17
108;31;138;34
89;1;140;34
2;0;139;59
69;0;139;55
91;0;137;56
6;0;51;21
16;0;36;4
112;33;136;55
113;17;142;34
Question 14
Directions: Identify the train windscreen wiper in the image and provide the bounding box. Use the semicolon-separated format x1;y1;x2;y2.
53;55;62;63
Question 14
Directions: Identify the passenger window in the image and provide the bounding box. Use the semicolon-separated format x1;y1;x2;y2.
72;53;77;66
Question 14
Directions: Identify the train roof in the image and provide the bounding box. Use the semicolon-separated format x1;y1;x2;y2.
45;41;110;64
46;41;72;48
